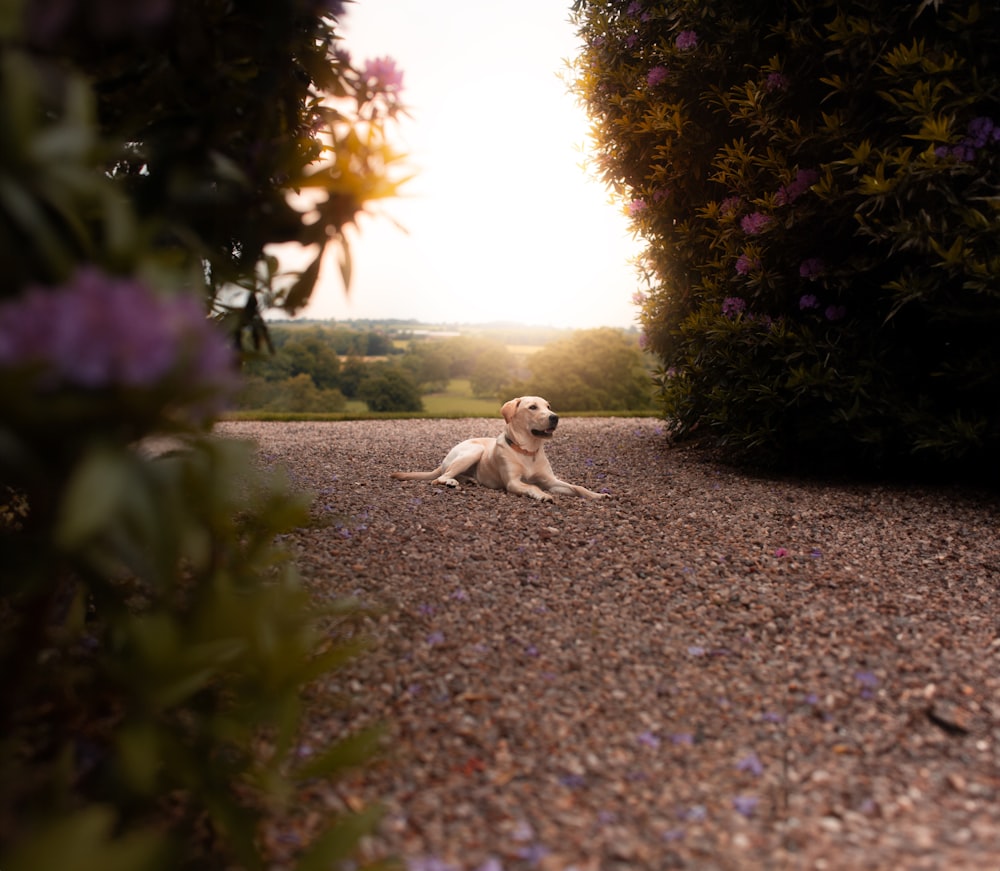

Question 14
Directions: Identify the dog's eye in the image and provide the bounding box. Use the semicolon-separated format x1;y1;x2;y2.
529;404;538;409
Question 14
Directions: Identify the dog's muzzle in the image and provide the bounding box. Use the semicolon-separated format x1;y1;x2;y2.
532;414;559;438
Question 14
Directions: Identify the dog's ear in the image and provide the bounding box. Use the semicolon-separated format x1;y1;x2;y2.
501;397;521;423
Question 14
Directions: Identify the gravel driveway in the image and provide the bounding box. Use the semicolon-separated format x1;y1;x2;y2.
218;418;999;871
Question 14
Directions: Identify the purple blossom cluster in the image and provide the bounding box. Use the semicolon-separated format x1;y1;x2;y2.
362;56;405;94
935;116;1000;161
647;65;669;87
735;253;760;275
799;257;825;280
740;211;771;235
775;168;819;206
765;72;789;92
721;297;746;318
675;30;698;51
0;267;235;396
628;198;648;216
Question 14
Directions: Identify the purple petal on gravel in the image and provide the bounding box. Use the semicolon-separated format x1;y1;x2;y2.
671;732;695;746
474;860;504;871
736;752;764;776
637;730;661;748
681;805;707;822
426;631;444;646
408;858;460;871
687;645;706;656
733;795;759;818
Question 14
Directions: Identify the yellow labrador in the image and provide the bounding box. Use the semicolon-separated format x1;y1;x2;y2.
391;396;610;502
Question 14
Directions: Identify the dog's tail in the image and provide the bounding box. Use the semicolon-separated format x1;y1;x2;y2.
391;467;444;482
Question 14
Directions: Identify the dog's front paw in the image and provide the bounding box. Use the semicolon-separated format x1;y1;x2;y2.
435;477;460;488
532;491;554;503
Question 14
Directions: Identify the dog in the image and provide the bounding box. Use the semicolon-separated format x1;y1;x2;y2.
391;396;610;502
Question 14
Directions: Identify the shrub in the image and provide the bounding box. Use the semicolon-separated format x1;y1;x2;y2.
359;364;424;412
0;3;402;869
572;0;1000;473
508;328;653;411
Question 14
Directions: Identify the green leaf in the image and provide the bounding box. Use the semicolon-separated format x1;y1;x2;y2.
294;724;384;782
4;807;167;871
55;447;131;550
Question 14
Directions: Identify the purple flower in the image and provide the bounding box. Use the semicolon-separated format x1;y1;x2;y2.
740;212;771;235
628;198;647;216
766;72;789;92
776;168;819;205
647;66;669;87
362;56;405;94
799;258;825;280
824;304;847;321
0;267;235;399
736;752;764;776
721;297;746;318
626;1;643;15
720;196;742;215
632;290;648;305
637;731;661;749
675;30;698;50
735;253;760;275
653;186;671;203
799;294;820;311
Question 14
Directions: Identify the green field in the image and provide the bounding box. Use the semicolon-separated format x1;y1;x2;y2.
342;378;501;417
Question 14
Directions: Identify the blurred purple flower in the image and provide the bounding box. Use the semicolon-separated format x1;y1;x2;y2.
628;198;648;216
675;30;698;50
653;187;670;203
740;212;771;235
647;65;669;87
721;297;746;318
776;168;819;205
363;56;405;93
766;72;789;92
733;795;759;818
637;731;661;748
799;294;820;310
736;752;764;776
735;253;760;275
824;304;847;321
632;290;648;305
799;258;825;280
0;267;235;399
626;1;643;15
720;196;742;215
408;858;459;871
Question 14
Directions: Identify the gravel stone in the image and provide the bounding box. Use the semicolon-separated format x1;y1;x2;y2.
218;419;1000;871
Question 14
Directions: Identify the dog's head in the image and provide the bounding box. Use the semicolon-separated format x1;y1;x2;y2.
501;395;559;441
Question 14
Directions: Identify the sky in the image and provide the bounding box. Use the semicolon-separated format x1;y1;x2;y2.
293;0;643;329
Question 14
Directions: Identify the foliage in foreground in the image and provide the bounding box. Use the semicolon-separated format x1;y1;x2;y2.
0;2;401;868
572;0;1000;474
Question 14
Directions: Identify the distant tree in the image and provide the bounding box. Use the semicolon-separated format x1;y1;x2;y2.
401;344;451;391
511;328;652;411
359;364;423;412
237;374;345;413
338;356;368;399
282;329;342;390
365;331;395;356
470;345;517;397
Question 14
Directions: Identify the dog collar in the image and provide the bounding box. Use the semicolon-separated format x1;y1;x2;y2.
503;433;537;458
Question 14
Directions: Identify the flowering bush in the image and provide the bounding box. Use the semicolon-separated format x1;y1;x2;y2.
0;3;402;869
572;0;1000;472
